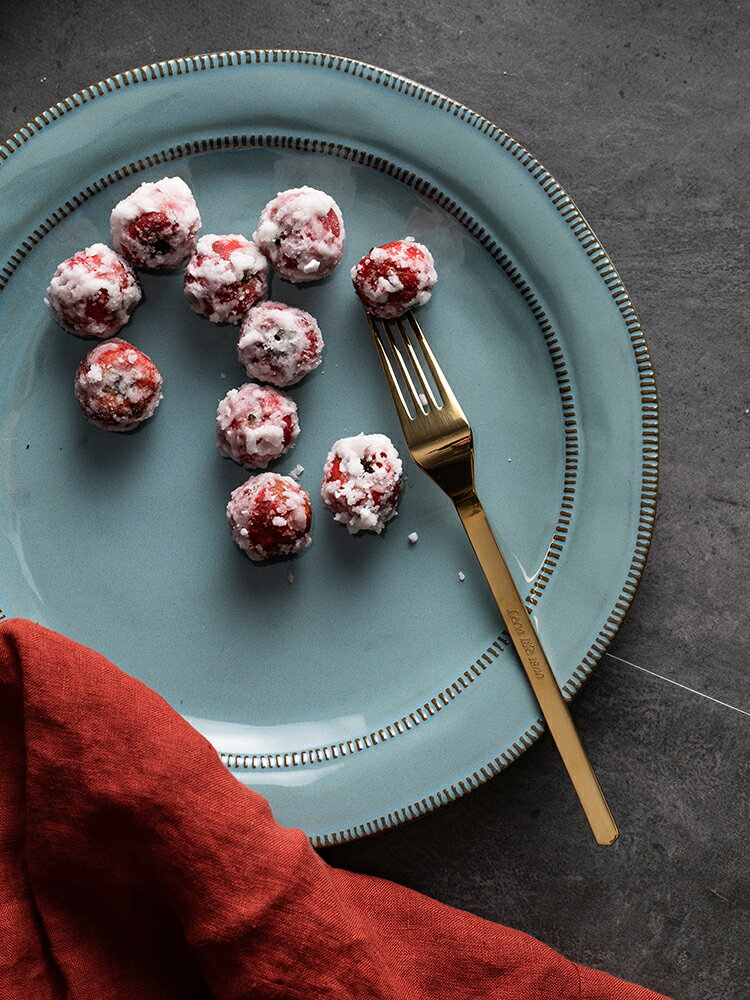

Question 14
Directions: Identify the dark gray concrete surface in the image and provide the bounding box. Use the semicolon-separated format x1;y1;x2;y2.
1;3;747;998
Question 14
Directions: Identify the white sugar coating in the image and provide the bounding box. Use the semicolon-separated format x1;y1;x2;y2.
254;186;334;243
216;382;299;469
74;339;163;432
253;186;346;283
321;432;403;534
45;243;141;338
237;301;324;387
110;176;198;238
226;472;312;561
110;176;201;268
183;234;269;323
350;236;438;318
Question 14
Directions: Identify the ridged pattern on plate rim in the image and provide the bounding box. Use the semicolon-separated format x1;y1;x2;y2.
0;50;658;845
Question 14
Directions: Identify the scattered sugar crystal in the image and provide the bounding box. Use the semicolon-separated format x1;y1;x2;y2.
408;532;419;544
458;571;466;581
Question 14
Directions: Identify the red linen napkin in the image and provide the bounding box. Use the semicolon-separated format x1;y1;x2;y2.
0;618;671;1000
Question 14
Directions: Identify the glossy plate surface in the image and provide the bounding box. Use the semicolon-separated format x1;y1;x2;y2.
0;51;657;845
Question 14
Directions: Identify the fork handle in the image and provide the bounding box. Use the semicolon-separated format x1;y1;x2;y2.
455;493;619;845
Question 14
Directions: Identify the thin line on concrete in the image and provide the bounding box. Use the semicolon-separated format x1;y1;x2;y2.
605;653;750;718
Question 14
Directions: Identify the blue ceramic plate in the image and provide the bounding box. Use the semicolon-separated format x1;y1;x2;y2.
0;51;657;844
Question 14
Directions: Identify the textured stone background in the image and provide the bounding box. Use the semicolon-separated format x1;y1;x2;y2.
1;2;747;998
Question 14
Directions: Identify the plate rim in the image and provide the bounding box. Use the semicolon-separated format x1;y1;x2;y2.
0;49;659;844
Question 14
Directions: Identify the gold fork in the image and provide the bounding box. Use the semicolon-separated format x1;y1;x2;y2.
367;309;619;845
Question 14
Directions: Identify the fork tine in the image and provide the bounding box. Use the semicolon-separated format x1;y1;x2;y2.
404;311;462;411
369;314;426;415
383;320;429;414
392;316;441;411
366;314;413;427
